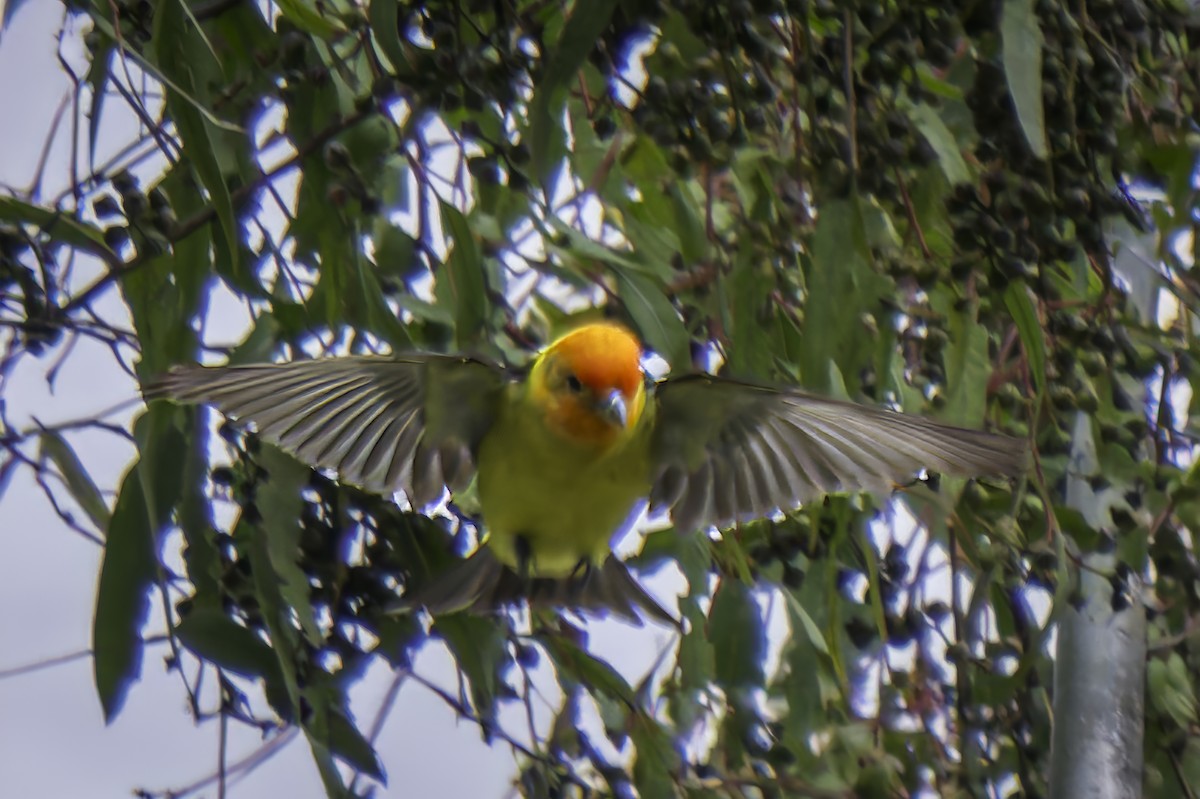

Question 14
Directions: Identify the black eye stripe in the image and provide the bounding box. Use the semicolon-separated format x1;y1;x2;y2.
565;374;583;391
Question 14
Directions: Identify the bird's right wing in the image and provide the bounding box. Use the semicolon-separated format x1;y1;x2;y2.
144;355;509;506
648;375;1028;535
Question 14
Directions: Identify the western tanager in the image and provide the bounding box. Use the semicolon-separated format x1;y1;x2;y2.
146;321;1026;626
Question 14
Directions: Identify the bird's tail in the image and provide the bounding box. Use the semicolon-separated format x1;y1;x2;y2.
392;548;680;629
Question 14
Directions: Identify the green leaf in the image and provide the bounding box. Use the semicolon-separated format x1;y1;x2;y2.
528;0;618;182
725;249;775;377
246;523;350;797
175;607;279;679
85;39;113;169
438;203;489;348
255;446;323;644
277;0;345;39
374;224;417;279
665;535;715;733
631;714;679;799
327;707;386;781
86;14;241;134
1004;282;1046;398
349;234;413;347
785;593;831;657
667;182;708;264
543;635;636;705
93;455;156;722
708;578;766;688
393;294;453;326
546;217;663;278
38;430;110;531
0;196;118;264
800;198;880;393
368;0;411;72
908;103;970;185
1148;653;1199;728
782;576;843;750
171;0;220;64
1001;0;1048;159
247;518;303;717
435;614;509;721
935;288;989;428
613;268;690;369
152;0;239;273
121;255;197;376
158;168;216;325
915;63;965;100
93;407;185;721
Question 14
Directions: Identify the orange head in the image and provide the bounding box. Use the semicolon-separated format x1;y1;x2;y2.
529;322;647;447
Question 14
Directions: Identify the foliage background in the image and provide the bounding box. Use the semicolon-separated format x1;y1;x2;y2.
1;0;1199;796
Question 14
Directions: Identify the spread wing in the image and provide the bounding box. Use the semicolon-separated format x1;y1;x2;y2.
144;355;509;506
648;375;1027;534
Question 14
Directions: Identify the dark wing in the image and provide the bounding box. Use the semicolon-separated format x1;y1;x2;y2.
391;547;680;629
144;355;509;506
648;375;1028;534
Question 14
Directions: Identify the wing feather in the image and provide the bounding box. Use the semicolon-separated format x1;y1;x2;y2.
651;375;1026;532
144;355;508;502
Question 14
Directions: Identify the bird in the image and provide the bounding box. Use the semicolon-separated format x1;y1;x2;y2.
144;321;1027;628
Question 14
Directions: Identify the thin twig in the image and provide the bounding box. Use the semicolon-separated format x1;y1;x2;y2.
0;634;168;680
217;687;228;799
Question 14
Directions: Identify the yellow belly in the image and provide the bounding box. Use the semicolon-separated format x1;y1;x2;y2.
475;388;652;576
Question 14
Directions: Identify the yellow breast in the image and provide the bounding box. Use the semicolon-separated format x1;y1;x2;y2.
475;385;653;576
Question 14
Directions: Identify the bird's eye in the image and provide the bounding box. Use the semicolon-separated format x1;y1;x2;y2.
565;374;583;392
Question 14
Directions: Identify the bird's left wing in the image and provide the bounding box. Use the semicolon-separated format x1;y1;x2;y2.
648;375;1027;534
144;355;509;506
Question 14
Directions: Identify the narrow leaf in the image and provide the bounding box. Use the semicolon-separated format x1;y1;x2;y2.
935;288;989;428
92;407;184;721
784;593;830;656
631;715;679;799
39;430;110;530
87;14;242;132
327;707;386;781
800;198;878;393
1004;282;1047;398
277;0;344;39
908;103;970;185
528;0;618;181
368;0;411;72
175;607;278;679
708;579;766;688
152;0;239;272
256;445;323;644
438;202;489;348
543;635;636;705
435;614;509;721
247;524;350;796
0;196;117;263
93;459;156;721
613;268;690;369
1002;0;1048;159
85;40;113;169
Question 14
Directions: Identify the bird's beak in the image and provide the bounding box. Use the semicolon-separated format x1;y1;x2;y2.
598;389;628;428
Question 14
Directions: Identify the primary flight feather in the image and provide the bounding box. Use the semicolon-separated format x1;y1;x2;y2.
145;321;1026;626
